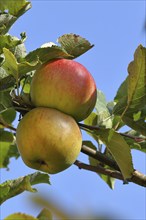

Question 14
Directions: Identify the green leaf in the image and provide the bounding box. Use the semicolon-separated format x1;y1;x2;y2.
0;172;51;204
28;172;51;186
122;112;146;136
3;48;18;78
83;115;134;179
25;45;72;64
0;142;12;168
37;208;53;220
83;140;115;189
20;75;32;93
4;209;52;220
100;172;115;189
16;45;73;77
0;129;14;142
113;45;146;135
4;213;37;220
0;91;13;113
0;142;19;168
0;129;19;168
0;108;16;124
96;129;134;179
0;0;31;34
13;40;27;61
0;75;16;92
95;89;112;128
0;34;27;61
0;0;31;16
114;77;128;106
84;112;100;144
58;33;94;58
0;34;93;79
0;13;16;35
0;35;23;55
123;130;146;153
18;59;40;77
84;112;98;127
0;66;7;77
127;45;146;105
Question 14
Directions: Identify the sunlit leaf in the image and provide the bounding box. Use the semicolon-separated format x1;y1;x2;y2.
84;112;100;143
4;213;37;220
128;45;146;105
20;75;32;93
0;0;31;16
123;130;146;153
25;45;72;64
0;142;19;169
58;33;94;58
0;35;22;54
83;119;134;179
18;59;40;77
0;129;19;168
3;48;18;78
13;41;27;61
95;89;112;128
83;140;115;189
4;209;52;220
0;0;31;34
0;142;12;168
0;172;51;204
17;45;73;77
96;129;134;179
113;45;146;135
0;13;16;35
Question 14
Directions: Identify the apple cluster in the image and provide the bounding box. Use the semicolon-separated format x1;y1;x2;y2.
16;59;97;174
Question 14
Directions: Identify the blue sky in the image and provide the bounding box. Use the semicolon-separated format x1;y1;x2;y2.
1;1;146;219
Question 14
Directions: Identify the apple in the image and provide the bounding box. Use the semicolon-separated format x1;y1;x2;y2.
30;59;97;122
16;107;82;174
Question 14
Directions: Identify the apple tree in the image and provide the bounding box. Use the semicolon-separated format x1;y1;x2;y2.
0;1;146;219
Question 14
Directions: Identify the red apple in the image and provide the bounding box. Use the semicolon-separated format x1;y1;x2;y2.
30;59;97;121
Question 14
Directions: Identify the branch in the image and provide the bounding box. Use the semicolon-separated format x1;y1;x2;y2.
119;132;146;142
74;160;146;187
130;170;146;187
81;145;120;171
74;160;124;180
79;123;146;142
79;123;146;187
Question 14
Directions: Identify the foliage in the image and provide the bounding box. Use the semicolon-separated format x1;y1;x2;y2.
0;0;146;219
0;172;50;205
4;208;52;220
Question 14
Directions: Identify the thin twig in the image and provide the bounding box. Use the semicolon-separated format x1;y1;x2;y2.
79;123;146;142
78;123;99;131
0;121;16;132
74;160;124;180
74;160;146;187
119;132;146;142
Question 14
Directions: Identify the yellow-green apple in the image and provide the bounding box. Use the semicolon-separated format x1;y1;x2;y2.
30;59;97;122
16;107;82;174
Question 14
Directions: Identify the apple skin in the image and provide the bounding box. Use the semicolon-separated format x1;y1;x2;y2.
30;59;97;122
16;107;82;174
